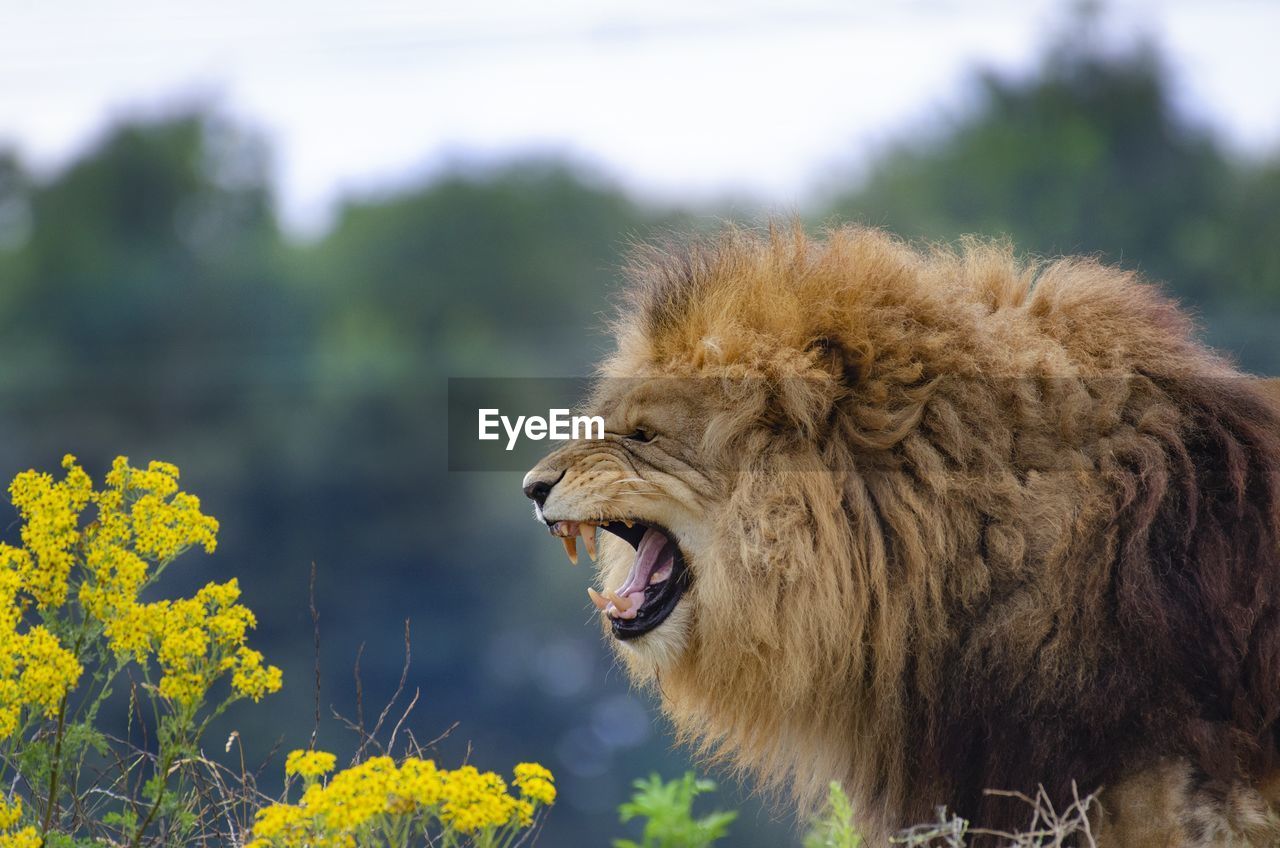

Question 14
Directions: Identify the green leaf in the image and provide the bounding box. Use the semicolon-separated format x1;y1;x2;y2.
614;772;736;848
802;782;862;848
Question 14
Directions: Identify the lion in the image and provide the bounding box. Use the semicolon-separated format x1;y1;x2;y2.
521;225;1280;846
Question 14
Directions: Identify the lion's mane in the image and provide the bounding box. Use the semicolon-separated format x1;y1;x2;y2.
606;225;1280;840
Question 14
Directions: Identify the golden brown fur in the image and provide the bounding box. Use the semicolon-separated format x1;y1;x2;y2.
525;225;1280;845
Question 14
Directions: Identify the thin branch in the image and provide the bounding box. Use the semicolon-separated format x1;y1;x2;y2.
363;620;412;756
388;688;420;755
351;642;367;762
309;562;322;750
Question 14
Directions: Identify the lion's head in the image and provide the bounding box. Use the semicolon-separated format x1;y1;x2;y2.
521;227;895;691
522;225;1280;842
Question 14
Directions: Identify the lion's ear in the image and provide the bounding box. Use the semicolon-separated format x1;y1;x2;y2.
807;336;868;387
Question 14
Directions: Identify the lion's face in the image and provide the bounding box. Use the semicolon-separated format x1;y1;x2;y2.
522;377;730;671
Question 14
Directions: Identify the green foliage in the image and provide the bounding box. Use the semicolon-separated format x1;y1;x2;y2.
803;782;861;848
831;20;1229;295
827;9;1280;373
613;772;737;848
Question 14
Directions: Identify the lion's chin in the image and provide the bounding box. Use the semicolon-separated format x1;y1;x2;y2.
614;598;694;676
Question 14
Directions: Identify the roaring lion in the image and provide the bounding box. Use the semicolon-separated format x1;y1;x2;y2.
521;225;1280;846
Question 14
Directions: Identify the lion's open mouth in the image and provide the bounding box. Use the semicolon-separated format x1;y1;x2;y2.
547;519;689;641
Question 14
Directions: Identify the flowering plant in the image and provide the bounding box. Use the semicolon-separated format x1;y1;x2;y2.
247;756;555;848
0;455;281;846
0;457;553;847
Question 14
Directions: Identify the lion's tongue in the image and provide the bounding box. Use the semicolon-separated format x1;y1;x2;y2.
618;527;677;601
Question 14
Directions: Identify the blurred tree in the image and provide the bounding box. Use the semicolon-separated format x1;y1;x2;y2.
0;150;31;314
1224;156;1280;298
0;112;307;429
831;26;1228;289
824;12;1277;369
306;160;658;382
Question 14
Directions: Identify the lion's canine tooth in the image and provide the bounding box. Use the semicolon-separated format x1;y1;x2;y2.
582;527;598;561
587;587;608;610
561;535;579;565
606;591;632;611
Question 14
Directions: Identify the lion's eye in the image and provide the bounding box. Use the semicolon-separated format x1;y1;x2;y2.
625;428;654;443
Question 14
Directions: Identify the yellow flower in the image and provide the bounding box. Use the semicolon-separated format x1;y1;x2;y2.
0;826;40;848
97;457;217;565
80;543;148;622
5;455;93;609
15;626;82;716
514;761;557;806
0;548;82;736
393;757;443;809
0;453;294;848
199;580;256;645
285;749;337;780
101;601;163;659
150;597;211;707
247;756;548;846
0;455;279;715
440;765;520;833
232;647;283;702
157;670;205;707
249;800;309;844
124;583;281;708
0;797;21;830
0;797;36;848
0;706;16;741
130;491;218;561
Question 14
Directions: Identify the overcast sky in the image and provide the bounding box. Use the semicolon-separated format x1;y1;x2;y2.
2;0;1277;234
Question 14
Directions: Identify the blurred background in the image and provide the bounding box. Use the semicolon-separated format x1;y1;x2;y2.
2;1;1278;844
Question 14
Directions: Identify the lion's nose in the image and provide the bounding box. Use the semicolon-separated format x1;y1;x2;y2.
522;470;564;507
